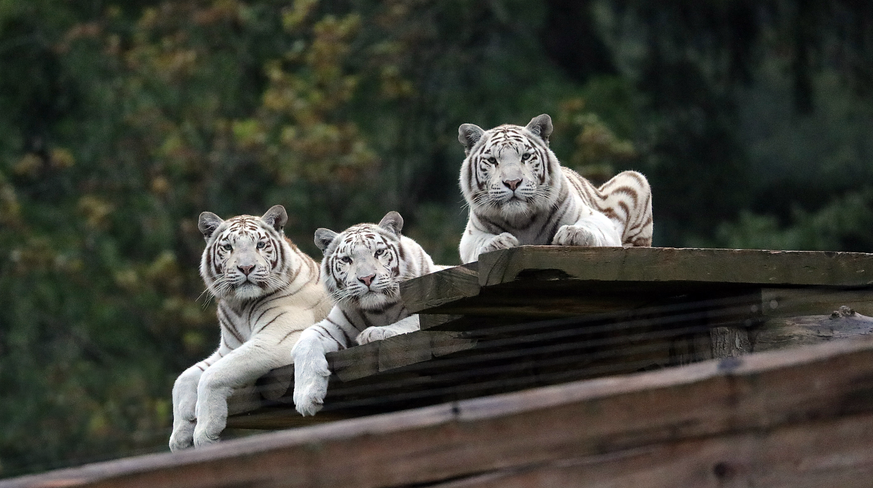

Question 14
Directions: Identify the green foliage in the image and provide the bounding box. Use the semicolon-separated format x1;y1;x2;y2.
713;189;873;251
2;0;873;478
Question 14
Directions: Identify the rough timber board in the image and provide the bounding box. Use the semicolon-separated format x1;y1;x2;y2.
477;246;873;288
401;246;873;316
401;262;481;314
762;287;873;317
7;337;873;488
422;414;873;488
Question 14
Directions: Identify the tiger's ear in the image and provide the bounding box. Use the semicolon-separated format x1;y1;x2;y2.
314;228;339;255
198;212;224;240
458;123;485;155
261;205;288;233
525;114;553;145
378;211;404;238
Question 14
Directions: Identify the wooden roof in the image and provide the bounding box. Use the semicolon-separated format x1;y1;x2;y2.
4;246;873;487
232;246;873;428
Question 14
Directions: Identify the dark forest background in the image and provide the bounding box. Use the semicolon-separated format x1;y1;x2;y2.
2;0;873;478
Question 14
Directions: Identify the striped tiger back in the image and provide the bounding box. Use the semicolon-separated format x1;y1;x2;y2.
457;113;653;263
563;167;653;247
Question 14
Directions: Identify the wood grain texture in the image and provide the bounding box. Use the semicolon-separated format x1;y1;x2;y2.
710;327;752;357
753;312;873;352
402;247;873;319
7;336;873;488
401;263;480;314
762;287;873;317
426;413;873;488
476;246;873;288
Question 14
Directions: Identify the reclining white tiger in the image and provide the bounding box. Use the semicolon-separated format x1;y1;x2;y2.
169;205;331;451
291;211;439;416
458;113;653;263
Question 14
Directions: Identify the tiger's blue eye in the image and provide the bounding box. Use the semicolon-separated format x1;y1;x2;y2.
340;256;353;264
256;241;266;249
374;248;385;257
487;157;497;165
521;152;532;161
222;244;233;251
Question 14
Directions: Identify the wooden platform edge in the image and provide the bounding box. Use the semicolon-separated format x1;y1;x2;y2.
477;246;873;288
5;336;873;488
401;263;480;314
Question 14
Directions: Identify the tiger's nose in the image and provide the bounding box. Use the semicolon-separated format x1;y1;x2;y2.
358;274;376;287
238;265;254;276
503;179;522;191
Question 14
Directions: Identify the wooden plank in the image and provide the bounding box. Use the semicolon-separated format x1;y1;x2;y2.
710;327;752;357
477;246;873;288
329;331;478;382
401;263;480;314
762;287;873;317
753;311;873;352
7;336;873;488
426;413;873;488
405;248;873;319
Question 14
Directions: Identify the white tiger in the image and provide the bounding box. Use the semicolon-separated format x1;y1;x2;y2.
458;113;653;263
291;211;438;416
169;205;331;451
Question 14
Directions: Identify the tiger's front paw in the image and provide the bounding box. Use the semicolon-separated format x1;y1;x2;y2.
293;374;329;416
193;422;221;449
479;232;520;254
553;224;604;247
292;345;331;416
356;326;396;345
169;423;195;452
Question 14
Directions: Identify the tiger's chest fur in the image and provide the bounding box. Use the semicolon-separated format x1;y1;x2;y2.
214;257;328;349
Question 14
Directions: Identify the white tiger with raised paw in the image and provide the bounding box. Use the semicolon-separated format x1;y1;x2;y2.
457;113;653;263
169;205;330;451
291;211;439;416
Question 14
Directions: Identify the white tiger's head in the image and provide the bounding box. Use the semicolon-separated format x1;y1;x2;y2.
458;114;560;219
314;211;406;312
198;205;295;302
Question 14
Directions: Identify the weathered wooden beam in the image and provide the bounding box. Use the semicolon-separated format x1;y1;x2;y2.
477;246;873;288
7;337;873;488
402;247;873;318
710;327;752;357
422;413;873;488
762;287;873;317
401;263;480;314
753;310;873;352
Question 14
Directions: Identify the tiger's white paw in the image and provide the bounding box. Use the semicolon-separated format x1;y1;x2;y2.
292;344;331;416
553;224;605;247
480;232;520;254
169;423;195;452
169;369;201;452
293;374;329;416
193;421;221;448
356;326;397;345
